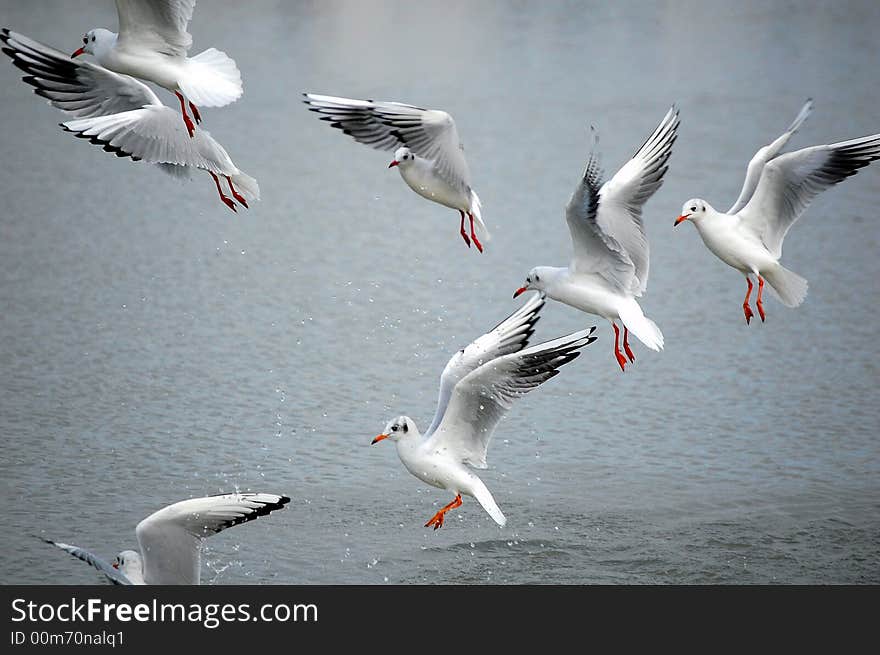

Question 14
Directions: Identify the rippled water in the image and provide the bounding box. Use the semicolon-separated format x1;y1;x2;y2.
1;0;878;585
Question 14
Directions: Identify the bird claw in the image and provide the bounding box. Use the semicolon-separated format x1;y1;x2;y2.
743;303;754;325
183;115;195;138
460;230;471;248
756;300;765;323
615;351;628;372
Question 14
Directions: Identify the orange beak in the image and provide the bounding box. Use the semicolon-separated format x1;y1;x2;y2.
371;433;389;445
388;160;399;168
674;214;690;226
71;46;85;58
513;286;528;298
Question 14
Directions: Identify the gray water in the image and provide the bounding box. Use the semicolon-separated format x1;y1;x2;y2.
1;0;878;585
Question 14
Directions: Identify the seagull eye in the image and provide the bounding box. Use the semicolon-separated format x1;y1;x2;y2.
690;206;696;212
391;425;398;432
83;36;88;43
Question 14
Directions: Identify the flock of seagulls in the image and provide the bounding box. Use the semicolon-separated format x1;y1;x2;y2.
3;1;879;583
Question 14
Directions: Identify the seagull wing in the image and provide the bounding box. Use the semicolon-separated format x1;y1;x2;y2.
728;99;814;215
115;0;196;57
425;293;545;436
1;28;160;117
592;106;679;295
423;328;596;469
738;133;880;257
42;538;132;585
135;492;290;585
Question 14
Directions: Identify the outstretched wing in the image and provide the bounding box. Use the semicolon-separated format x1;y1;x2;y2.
135;492;290;585
1;28;160;117
738;133;880;257
115;0;196;57
42;538;132;585
423;328;597;469
566;107;678;296
303;93;473;194
425;293;545;435
728;99;813;215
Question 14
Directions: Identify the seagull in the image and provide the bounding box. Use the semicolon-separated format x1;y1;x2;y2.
514;107;679;372
674;99;880;323
302;93;489;252
70;0;242;137
1;28;258;212
371;293;596;530
42;492;290;584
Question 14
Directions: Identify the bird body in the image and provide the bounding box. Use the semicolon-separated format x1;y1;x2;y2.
371;294;596;529
303;93;489;251
676;99;879;322
515;107;679;370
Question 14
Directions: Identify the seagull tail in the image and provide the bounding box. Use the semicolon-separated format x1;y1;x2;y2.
229;170;261;202
469;190;491;243
763;264;808;308
180;48;243;108
470;478;507;527
618;300;664;351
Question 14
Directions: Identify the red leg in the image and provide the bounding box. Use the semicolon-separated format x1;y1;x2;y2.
756;276;766;322
175;91;195;138
623;327;636;363
225;175;248;208
468;213;483;253
458;211;471;248
612;323;627;372
424;494;463;530
189;101;202;124
210;172;237;212
742;277;754;325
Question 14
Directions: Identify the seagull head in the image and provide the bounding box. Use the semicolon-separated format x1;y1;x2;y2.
388;146;415;169
372;416;416;444
675;199;709;227
71;28;115;59
513;267;550;298
113;550;142;576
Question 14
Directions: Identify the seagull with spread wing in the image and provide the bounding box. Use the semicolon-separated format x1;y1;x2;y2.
303;93;489;252
70;0;242;137
675;99;880;323
1;28;258;211
371;294;596;530
514;107;679;371
42;492;290;584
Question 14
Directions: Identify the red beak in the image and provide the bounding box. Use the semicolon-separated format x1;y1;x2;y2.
388;160;399;168
71;46;86;59
513;286;528;299
674;214;690;226
371;433;389;445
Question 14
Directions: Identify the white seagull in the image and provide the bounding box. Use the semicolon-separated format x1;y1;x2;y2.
42;492;290;584
371;294;596;530
675;99;880;323
70;0;242;137
514;107;679;372
1;29;258;212
303;93;489;252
